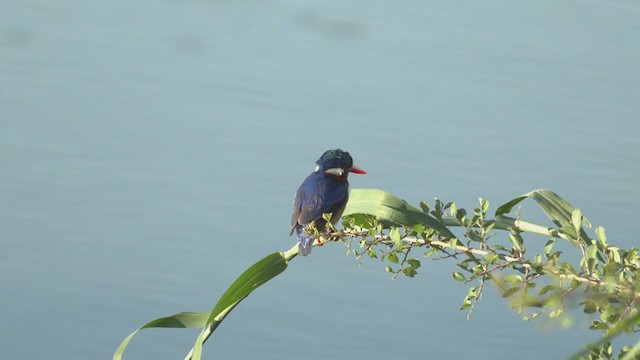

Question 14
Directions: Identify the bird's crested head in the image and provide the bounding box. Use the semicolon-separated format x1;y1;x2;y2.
316;149;353;170
315;149;366;177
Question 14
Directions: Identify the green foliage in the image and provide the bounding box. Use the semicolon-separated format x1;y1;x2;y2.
115;188;640;360
341;189;640;360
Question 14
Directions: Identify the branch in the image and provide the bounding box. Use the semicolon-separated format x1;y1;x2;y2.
333;229;633;296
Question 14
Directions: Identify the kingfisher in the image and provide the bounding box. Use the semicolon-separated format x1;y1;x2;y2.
291;149;366;256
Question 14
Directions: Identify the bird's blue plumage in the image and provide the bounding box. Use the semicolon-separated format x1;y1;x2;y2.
291;149;364;256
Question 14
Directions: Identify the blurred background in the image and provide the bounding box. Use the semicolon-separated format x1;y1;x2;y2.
2;1;639;359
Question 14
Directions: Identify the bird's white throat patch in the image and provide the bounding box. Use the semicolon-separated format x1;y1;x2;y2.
324;167;344;176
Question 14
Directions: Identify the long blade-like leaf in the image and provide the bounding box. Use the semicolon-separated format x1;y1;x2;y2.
190;252;288;360
495;189;591;242
209;252;288;321
344;188;456;239
114;312;210;360
114;251;289;360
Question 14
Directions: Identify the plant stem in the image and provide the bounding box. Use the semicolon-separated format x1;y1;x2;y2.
441;215;574;242
283;243;300;261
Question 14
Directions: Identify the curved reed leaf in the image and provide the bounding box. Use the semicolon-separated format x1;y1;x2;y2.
344;188;456;239
114;251;289;360
495;189;591;242
114;312;210;360
210;252;288;321
189;252;288;360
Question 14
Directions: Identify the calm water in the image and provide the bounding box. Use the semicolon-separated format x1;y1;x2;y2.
2;1;639;359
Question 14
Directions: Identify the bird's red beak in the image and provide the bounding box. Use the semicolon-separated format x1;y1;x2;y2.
349;166;367;174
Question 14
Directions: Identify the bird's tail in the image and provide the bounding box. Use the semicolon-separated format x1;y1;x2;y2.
295;226;314;257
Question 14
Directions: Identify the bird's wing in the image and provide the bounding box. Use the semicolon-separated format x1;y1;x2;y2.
291;174;348;232
290;184;310;232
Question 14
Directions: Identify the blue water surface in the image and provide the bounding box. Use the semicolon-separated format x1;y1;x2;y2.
1;1;639;359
